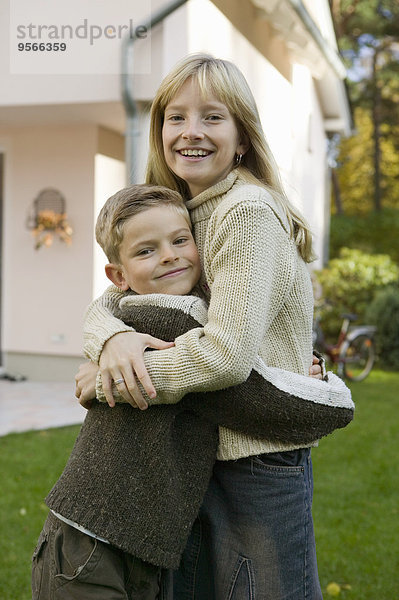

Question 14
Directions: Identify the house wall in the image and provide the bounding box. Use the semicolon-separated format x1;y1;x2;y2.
212;0;291;80
290;64;329;264
0;0;167;107
0;124;124;380
0;0;342;381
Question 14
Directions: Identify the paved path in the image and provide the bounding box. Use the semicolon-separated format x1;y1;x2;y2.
0;379;86;437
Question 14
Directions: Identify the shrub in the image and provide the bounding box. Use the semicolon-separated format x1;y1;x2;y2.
365;286;399;369
314;247;399;341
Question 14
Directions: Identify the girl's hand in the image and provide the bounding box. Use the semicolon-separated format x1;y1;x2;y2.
99;332;175;409
75;361;99;409
309;354;324;380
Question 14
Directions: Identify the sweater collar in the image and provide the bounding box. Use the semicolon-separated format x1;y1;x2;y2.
185;170;238;222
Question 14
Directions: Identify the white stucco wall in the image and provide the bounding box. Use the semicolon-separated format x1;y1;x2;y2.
1;125;96;361
0;0;161;107
290;64;328;266
0;0;339;379
93;154;127;299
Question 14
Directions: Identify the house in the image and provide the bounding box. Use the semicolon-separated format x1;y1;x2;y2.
0;0;351;381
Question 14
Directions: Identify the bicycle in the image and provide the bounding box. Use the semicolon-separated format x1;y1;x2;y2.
313;312;376;382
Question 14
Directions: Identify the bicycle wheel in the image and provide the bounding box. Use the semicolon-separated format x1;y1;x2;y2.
340;334;375;382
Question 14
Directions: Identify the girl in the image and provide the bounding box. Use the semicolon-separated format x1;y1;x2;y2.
81;54;325;599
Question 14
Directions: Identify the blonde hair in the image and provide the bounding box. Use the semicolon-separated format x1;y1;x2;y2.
96;184;190;264
146;53;314;262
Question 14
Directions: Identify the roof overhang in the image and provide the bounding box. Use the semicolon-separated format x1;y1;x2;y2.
251;0;352;135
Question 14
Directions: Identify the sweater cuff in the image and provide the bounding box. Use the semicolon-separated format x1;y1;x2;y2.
84;326;135;364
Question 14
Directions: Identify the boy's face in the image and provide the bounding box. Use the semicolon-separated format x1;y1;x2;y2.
108;205;201;295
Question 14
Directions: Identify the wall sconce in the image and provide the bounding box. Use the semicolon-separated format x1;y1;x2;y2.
26;188;73;250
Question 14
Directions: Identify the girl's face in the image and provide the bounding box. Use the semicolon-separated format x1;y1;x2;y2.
162;78;248;197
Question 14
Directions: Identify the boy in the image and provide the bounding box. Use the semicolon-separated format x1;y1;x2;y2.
33;185;353;599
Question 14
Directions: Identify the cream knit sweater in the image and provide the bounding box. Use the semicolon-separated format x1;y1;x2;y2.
84;171;316;460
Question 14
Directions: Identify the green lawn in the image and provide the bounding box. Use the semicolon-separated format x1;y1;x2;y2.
312;370;399;598
0;370;398;599
0;425;81;599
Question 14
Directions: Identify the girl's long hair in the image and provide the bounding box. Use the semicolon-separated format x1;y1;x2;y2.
146;53;314;262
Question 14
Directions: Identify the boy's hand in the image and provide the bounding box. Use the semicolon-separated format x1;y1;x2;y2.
99;332;174;409
75;361;98;409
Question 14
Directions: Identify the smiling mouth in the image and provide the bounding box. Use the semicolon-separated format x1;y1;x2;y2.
178;149;211;157
157;268;188;279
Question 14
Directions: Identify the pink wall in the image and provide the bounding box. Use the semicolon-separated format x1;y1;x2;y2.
1;124;97;358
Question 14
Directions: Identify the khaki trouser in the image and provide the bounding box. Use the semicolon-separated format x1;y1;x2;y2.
32;512;164;599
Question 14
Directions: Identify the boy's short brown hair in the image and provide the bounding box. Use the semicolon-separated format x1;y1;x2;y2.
96;184;190;264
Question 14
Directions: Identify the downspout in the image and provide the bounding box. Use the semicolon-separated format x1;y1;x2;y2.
121;0;190;184
285;0;346;80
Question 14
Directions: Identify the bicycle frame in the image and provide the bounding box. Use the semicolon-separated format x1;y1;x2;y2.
345;325;377;343
313;313;376;381
313;316;349;364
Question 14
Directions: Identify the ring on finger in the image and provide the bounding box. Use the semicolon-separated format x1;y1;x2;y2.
114;378;124;385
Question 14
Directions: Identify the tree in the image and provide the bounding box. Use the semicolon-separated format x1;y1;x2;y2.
333;106;399;214
330;0;399;213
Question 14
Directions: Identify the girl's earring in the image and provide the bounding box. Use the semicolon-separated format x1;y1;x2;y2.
235;153;243;166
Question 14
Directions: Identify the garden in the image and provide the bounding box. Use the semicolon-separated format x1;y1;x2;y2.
2;3;399;597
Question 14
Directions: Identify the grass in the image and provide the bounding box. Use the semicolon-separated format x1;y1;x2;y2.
0;425;81;600
1;370;398;599
312;370;399;598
